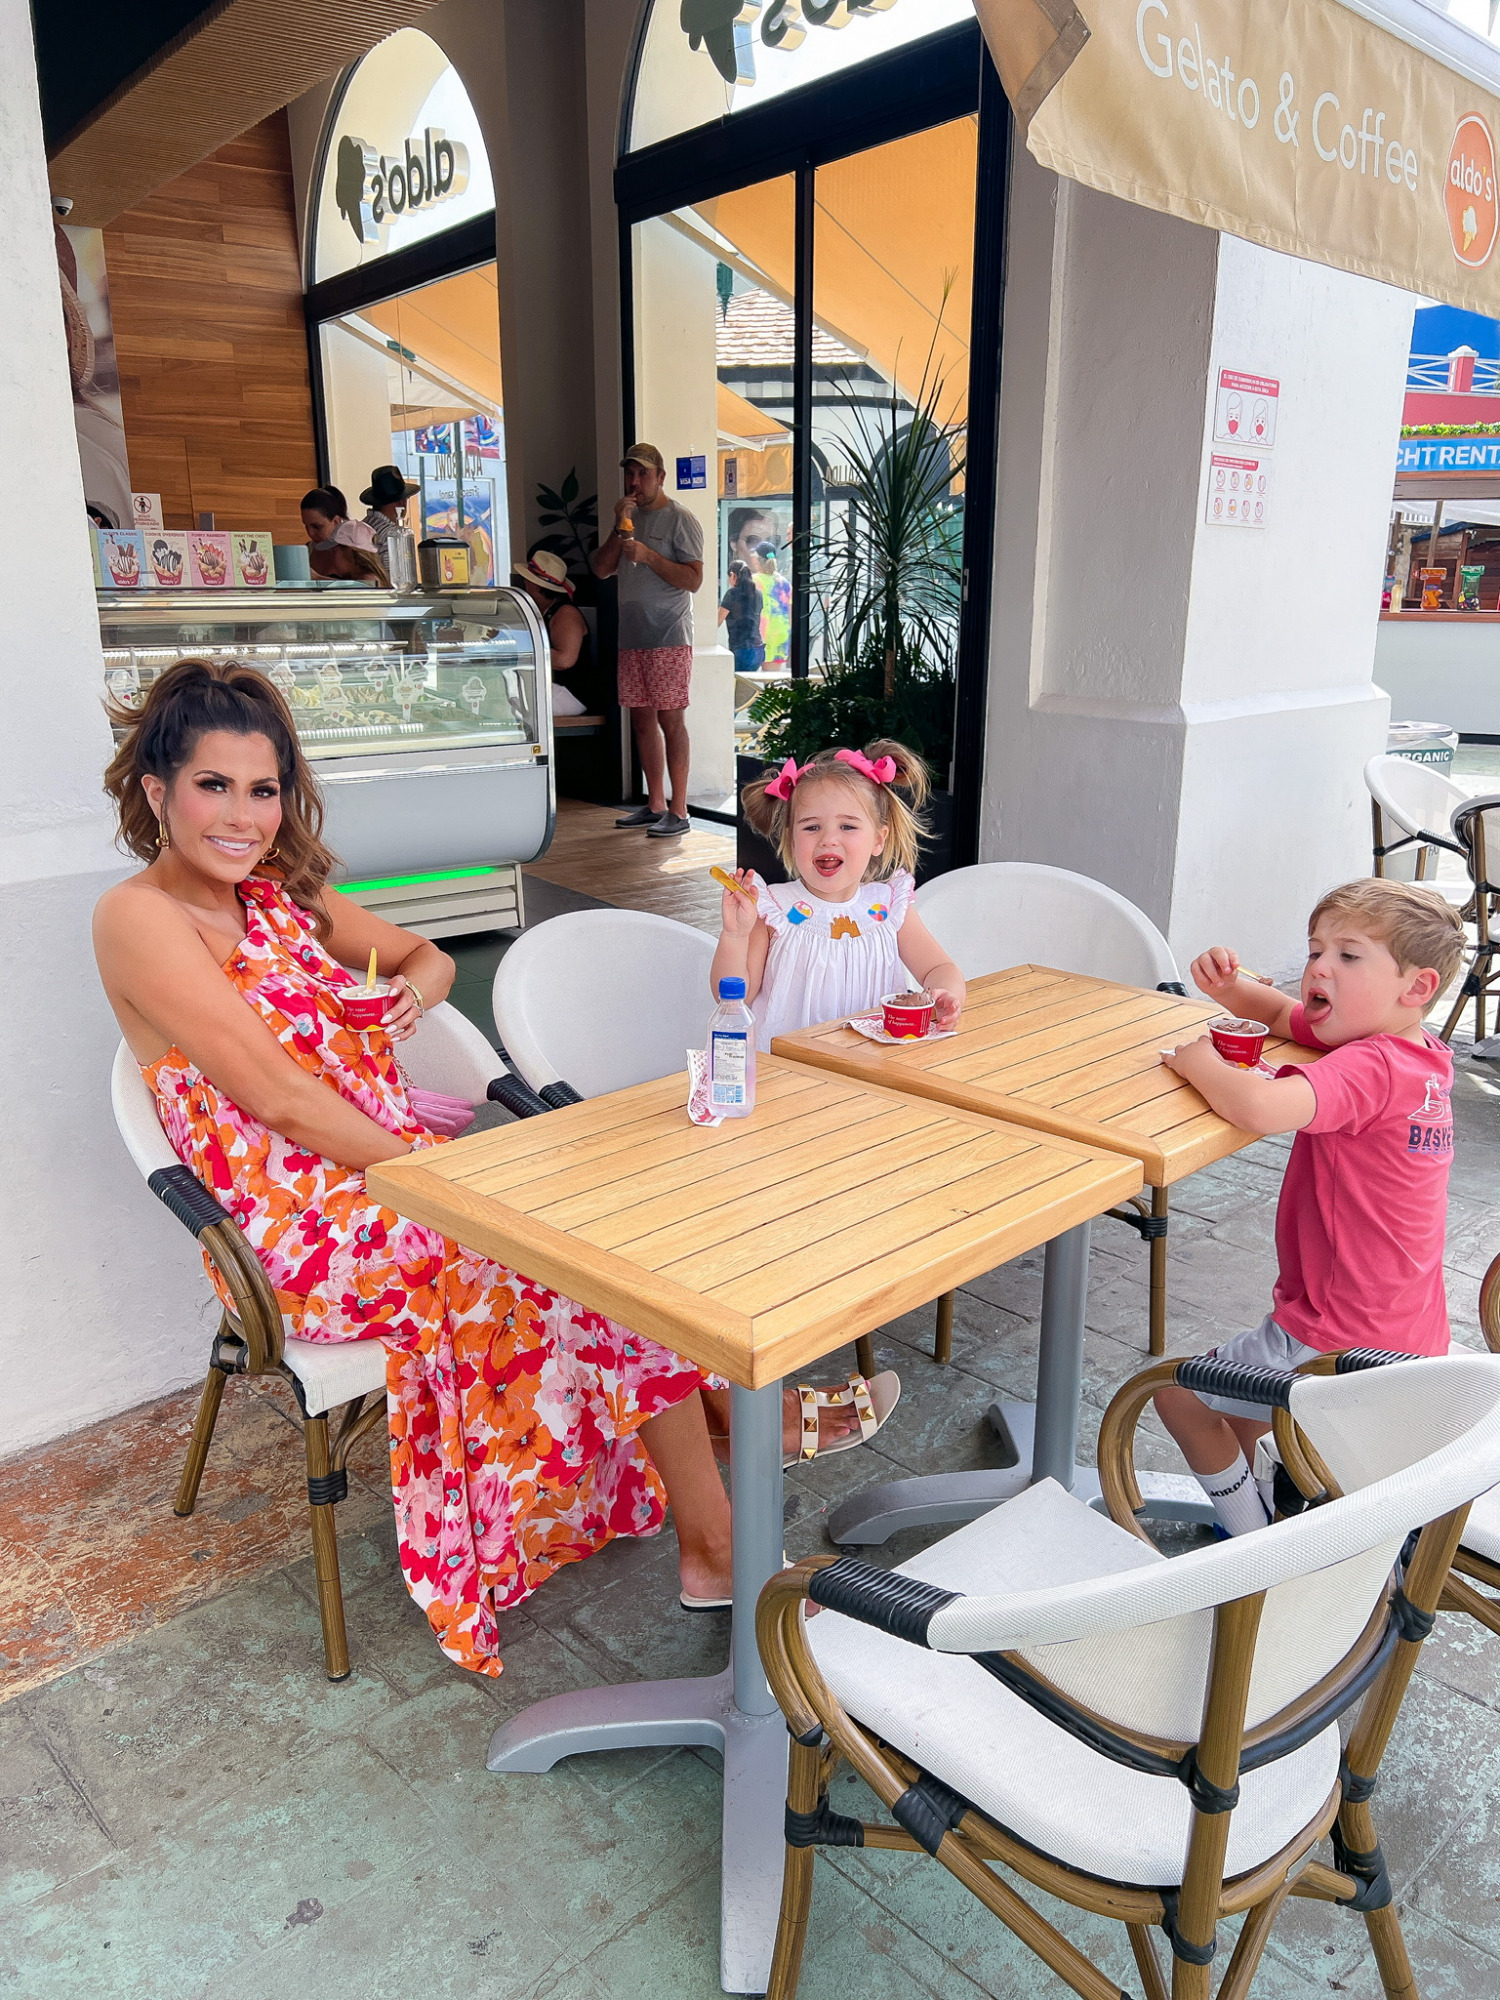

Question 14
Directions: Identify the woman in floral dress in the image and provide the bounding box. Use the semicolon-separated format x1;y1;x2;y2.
93;660;748;1675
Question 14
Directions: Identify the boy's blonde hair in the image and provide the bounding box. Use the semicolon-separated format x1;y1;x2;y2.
740;739;930;881
1309;878;1466;990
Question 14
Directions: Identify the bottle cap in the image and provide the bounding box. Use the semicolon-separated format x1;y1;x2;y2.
718;977;747;1000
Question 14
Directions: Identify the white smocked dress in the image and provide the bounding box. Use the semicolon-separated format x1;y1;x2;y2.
749;869;918;1051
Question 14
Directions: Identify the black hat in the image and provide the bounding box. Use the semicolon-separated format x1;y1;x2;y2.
360;464;419;507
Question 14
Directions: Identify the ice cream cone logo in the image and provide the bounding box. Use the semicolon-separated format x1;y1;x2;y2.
1447;115;1499;269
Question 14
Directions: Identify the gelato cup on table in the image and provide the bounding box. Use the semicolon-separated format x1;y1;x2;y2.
882;990;935;1040
1207;1016;1271;1068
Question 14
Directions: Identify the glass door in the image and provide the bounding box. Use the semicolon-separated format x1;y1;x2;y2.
810;119;978;792
632;176;796;812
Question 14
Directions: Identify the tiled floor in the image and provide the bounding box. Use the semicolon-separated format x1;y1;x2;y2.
2;1030;1497;1996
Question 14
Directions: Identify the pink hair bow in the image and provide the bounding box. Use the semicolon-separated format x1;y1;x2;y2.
835;747;897;786
763;757;809;801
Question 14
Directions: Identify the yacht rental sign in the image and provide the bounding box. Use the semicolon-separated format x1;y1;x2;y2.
973;0;1500;318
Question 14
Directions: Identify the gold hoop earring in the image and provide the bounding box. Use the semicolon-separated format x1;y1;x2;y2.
262;844;280;863
156;818;169;850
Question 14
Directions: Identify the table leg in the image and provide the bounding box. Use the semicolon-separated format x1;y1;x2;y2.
484;1380;789;1994
828;1222;1208;1544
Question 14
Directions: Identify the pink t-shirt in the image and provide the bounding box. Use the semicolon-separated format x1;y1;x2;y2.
1271;1004;1453;1355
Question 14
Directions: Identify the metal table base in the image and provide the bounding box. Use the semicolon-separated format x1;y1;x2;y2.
486;1379;788;1995
828;1222;1211;1547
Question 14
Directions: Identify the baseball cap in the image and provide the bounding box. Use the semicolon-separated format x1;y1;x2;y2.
621;441;665;475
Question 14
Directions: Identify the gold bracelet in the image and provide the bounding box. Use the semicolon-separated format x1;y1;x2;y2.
404;977;425;1016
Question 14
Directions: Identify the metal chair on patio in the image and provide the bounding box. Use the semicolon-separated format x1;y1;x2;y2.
1439;793;1500;1043
757;1349;1500;2000
110;1000;533;1681
1362;753;1471;899
913;861;1187;1359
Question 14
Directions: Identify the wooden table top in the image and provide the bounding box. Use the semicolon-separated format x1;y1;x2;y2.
368;1053;1142;1389
771;966;1318;1186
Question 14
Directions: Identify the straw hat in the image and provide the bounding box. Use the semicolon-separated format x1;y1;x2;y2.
515;549;575;597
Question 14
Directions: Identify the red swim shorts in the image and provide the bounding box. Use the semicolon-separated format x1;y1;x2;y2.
618;645;693;710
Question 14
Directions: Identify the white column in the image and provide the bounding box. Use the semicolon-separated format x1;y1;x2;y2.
983;157;1410;982
1;0;213;1456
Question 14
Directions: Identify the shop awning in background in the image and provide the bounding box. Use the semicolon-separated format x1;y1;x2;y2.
717;381;788;446
975;0;1500;315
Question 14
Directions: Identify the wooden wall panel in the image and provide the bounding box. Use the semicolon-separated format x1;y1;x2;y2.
104;113;317;542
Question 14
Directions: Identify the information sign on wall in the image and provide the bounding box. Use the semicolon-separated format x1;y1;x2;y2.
1213;369;1279;449
677;454;708;490
1206;452;1272;528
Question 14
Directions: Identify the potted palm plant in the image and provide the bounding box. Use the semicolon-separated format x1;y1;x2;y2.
739;347;964;883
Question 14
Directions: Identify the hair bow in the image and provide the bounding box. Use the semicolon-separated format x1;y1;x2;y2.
763;757;810;801
835;747;898;786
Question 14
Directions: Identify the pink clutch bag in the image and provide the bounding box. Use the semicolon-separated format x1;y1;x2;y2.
405;1087;476;1138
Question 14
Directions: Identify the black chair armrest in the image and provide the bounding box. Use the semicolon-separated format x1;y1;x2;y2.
148;1163;233;1238
539;1080;584;1108
1174;1354;1301;1409
1156;980;1188;997
807;1556;958;1643
487;1074;553;1119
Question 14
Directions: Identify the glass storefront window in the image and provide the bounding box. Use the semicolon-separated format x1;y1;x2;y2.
319;264;509;585
628;0;973;152
311;28;494;285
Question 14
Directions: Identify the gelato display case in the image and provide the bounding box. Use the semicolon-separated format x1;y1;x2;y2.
97;586;554;937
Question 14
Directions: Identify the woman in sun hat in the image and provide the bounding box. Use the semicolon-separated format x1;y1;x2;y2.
359;464;419;556
513;549;591;716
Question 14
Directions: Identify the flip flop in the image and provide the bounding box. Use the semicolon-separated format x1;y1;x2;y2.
785;1370;901;1469
680;1554;791;1614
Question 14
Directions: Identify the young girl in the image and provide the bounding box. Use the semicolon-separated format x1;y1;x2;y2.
714;741;965;1050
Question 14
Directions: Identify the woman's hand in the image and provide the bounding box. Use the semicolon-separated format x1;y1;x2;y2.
384;974;422;1042
720;869;759;938
930;985;962;1030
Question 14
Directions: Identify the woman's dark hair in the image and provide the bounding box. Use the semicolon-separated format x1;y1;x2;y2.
103;657;339;938
727;558;750;579
300;485;348;520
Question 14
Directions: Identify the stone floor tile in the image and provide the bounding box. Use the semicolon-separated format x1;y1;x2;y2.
1329;1907;1500;1999
0;1705;119;1920
193;1850;575;2000
1410;1610;1500;1711
566;1861;731;1999
5;1735;452;1999
19;1571;401;1849
1407;1741;1500;1958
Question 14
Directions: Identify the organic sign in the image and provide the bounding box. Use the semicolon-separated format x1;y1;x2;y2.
335;127;470;245
973;0;1500;318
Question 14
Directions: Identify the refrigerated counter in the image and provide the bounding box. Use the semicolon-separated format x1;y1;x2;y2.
98;585;553;937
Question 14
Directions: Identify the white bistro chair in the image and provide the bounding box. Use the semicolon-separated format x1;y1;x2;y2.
914;862;1186;1359
1362;753;1471;899
111;1001;529;1680
758;1349;1500;2000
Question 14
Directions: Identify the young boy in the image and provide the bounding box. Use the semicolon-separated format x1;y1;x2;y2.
1157;878;1466;1535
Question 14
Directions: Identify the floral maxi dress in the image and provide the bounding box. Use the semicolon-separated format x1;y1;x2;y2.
144;876;707;1675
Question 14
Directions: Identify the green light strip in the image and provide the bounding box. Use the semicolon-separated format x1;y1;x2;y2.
344;866;496;892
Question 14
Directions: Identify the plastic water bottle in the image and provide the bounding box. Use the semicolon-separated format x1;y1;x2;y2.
708;976;756;1118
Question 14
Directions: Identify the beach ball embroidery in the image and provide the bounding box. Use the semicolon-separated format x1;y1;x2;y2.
868;899;890;923
787;902;814;925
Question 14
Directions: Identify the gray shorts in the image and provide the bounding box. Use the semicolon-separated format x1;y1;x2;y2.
1194;1315;1322;1420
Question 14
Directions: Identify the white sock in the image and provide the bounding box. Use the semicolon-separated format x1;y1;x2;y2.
1198;1451;1268;1536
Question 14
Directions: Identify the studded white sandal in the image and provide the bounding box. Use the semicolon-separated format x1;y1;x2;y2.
787;1369;901;1469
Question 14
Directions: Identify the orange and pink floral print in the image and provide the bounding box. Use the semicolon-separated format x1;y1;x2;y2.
143;876;706;1676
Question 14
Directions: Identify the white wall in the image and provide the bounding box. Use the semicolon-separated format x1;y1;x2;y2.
1;0;214;1459
1373;619;1500;736
983;154;1410;983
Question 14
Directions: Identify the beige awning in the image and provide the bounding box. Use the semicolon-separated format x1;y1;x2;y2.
975;0;1500;315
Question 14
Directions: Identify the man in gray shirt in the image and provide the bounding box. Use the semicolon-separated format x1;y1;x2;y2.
592;442;704;837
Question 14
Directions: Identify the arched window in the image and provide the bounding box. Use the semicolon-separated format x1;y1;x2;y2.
626;0;973;154
306;30;506;585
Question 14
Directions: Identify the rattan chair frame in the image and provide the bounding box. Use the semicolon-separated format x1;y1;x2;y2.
166;1188;389;1681
1439;799;1498;1044
759;1399;1471;1998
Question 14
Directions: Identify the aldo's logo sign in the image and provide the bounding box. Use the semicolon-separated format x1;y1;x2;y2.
335;128;469;245
1446;114;1499;268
